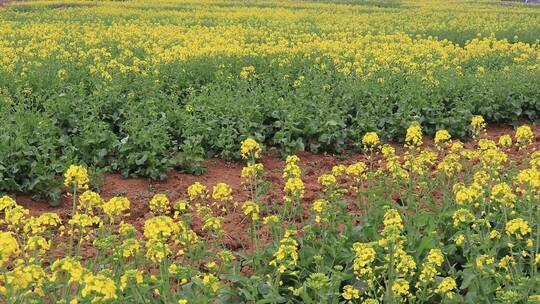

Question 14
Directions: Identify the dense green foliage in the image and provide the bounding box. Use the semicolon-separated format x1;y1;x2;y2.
0;0;539;199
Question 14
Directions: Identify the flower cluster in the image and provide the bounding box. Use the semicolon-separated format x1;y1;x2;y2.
434;129;451;146
187;182;207;202
405;121;423;148
505;218;531;239
240;138;261;160
362;132;380;152
79;191;104;214
149;194;170;215
471;115;486;138
102;197;130;222
0;232;19;267
283;155;304;209
242;201;260;221
143;216;179;241
270;230;299;273
212;183;233;202
241;163;264;179
64;165;89;190
515;125;534;149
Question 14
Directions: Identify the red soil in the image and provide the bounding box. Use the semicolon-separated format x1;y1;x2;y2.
11;123;540;251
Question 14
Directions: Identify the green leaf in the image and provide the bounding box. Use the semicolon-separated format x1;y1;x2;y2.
460;269;476;289
414;235;435;260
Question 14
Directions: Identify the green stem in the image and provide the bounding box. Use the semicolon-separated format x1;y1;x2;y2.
68;183;78;256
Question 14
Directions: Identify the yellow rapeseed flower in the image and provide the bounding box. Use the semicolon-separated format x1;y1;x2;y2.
50;257;85;283
405;122;423;148
242;201;260;221
490;183;516;208
64;165;89;190
0;195;17;212
203;216;223;231
263;215;280;225
470;115;486;138
435;277;457;299
434;129;451;146
498;134;512;148
283;177;304;202
149;194;170;215
346;162;367;179
270;230;298;273
452;209;475;227
81;273;117;302
0;232;20;267
515;125;534;149
101;197;130;221
120;238;141;258
201;273;221;292
212;183;233;202
391;279;410;298
352;242;376;277
145;239;171;263
240;66;255;80
505;218;531;239
283;155;302;179
317;174;337;188
362;132;380;151
241;163;264;179
143;216;179;240
78;191;104;213
438;153;462;176
187;182;207;201
331;164;347;177
342;285;360;300
240;138;261;159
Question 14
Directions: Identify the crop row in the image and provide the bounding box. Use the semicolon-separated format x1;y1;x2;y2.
0;0;539;197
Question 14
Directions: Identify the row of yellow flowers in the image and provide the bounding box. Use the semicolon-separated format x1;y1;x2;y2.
0;0;538;81
1;117;539;303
